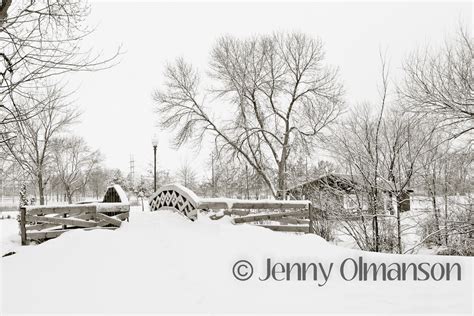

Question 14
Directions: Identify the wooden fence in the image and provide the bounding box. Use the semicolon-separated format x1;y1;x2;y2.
19;185;130;245
149;184;316;234
203;201;315;233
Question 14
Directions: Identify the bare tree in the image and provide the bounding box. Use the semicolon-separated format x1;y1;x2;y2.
51;136;100;204
323;53;399;252
378;108;438;253
330;104;385;251
154;32;344;199
177;161;197;189
2;85;79;204
330;104;440;253
399;27;473;139
201;151;267;198
414;137;473;255
0;0;119;145
86;167;110;200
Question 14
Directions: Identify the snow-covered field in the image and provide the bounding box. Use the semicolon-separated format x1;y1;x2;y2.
0;215;20;256
1;206;472;314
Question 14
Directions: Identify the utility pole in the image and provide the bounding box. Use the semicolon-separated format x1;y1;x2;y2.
129;154;135;184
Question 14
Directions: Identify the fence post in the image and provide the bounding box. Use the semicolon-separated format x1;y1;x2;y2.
19;206;27;245
308;203;314;234
62;213;67;230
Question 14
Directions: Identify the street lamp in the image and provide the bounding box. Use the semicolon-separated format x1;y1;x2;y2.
152;135;158;192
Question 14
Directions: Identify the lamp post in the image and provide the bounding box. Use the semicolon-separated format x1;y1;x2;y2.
152;136;158;192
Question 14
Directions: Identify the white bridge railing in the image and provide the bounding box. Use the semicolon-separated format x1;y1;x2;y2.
149;184;315;233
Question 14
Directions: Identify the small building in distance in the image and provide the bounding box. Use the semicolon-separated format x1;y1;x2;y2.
287;173;413;215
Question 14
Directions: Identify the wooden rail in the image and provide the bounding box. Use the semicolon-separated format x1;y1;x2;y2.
19;185;130;245
230;206;317;234
233;210;310;223
198;199;310;210
20;204;130;245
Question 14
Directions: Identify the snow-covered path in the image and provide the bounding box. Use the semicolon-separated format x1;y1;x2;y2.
1;211;472;314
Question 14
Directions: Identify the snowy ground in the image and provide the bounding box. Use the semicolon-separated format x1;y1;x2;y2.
331;209;438;255
0;216;20;256
1;206;472;314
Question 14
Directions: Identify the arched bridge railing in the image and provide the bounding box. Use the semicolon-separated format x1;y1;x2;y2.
149;184;314;235
148;184;199;221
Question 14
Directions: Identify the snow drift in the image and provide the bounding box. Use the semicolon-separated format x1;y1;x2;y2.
1;211;472;314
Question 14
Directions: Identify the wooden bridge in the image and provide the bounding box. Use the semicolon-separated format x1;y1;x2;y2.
19;185;130;245
149;184;316;234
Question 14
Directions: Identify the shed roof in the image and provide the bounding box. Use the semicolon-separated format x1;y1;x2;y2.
288;173;413;195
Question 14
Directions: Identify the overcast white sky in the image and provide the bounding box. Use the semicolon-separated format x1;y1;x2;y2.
69;1;471;180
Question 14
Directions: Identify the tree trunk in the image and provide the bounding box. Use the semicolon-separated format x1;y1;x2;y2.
396;194;403;254
277;160;287;200
443;167;449;246
430;174;442;245
0;0;12;26
371;190;380;252
65;187;73;204
211;155;216;197
37;173;45;205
